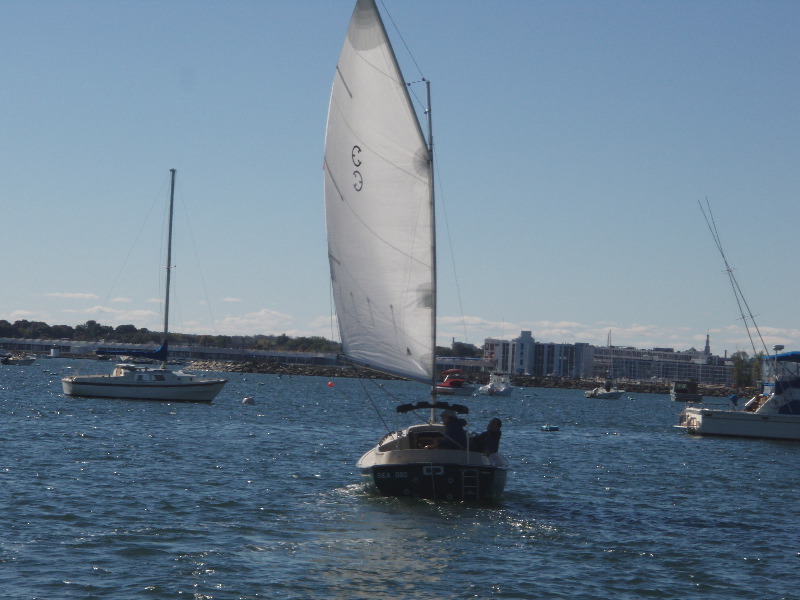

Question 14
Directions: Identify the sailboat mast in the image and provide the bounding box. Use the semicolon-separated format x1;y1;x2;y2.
426;79;437;389
163;169;176;345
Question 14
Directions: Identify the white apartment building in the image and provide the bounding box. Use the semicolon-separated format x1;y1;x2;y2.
483;331;733;385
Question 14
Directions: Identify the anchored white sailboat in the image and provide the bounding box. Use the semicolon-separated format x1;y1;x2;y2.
324;0;508;500
61;170;227;403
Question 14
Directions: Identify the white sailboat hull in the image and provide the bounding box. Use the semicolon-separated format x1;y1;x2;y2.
60;170;228;404
62;366;227;403
678;406;800;440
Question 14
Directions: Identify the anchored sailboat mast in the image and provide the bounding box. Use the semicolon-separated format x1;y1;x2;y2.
162;168;176;367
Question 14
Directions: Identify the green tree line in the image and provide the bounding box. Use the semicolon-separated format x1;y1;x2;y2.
1;318;483;357
0;319;341;353
731;350;763;388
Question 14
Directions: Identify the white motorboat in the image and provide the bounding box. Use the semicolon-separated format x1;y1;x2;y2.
681;203;800;439
677;350;800;440
323;0;509;500
61;170;227;403
1;353;36;366
478;372;514;396
585;383;624;399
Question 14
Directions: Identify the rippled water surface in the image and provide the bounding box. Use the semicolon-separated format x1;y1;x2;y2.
2;359;798;599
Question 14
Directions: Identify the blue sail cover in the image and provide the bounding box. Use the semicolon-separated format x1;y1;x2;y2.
96;340;168;362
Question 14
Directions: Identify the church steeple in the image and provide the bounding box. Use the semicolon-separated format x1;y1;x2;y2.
704;333;711;355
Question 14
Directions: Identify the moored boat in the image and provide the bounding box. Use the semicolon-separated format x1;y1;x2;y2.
436;369;477;396
61;170;227;403
478;371;513;396
670;379;703;402
585;382;624;399
677;348;800;440
1;353;36;366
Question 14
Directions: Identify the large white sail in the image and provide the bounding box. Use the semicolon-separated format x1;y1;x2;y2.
324;0;434;384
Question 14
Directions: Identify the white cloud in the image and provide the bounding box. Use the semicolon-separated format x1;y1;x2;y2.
215;308;295;336
44;292;99;300
61;305;160;325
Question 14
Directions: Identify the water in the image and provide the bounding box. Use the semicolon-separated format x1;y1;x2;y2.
2;359;798;600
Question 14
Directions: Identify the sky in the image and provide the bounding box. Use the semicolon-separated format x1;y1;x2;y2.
1;0;798;358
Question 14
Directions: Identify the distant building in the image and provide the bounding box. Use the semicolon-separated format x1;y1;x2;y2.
482;331;733;385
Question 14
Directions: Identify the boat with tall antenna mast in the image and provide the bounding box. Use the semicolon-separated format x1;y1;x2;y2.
677;199;800;439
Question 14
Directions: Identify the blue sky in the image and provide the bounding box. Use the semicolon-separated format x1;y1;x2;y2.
1;0;798;357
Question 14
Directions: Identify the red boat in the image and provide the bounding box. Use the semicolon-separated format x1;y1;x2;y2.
435;369;477;396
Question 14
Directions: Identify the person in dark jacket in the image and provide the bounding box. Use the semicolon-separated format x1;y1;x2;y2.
439;409;468;449
470;418;502;454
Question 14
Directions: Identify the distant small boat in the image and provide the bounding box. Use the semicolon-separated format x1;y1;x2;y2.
436;369;477;396
478;372;513;397
1;353;35;366
585;383;624;399
541;424;559;432
670;379;703;402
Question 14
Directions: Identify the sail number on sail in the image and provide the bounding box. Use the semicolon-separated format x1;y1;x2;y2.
351;145;363;191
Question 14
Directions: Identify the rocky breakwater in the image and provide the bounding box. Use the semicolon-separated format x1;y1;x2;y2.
190;359;748;398
189;359;404;380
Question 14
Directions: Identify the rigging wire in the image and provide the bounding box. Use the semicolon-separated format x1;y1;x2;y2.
174;178;221;336
379;1;471;347
379;0;425;80
98;175;166;317
433;147;470;345
356;372;397;435
698;198;768;357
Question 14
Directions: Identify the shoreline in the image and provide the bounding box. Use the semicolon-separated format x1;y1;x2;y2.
190;359;750;398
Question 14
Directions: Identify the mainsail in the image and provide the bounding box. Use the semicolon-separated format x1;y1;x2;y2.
323;0;434;384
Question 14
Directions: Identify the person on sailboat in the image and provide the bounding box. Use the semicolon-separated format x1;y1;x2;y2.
470;418;502;455
439;409;468;450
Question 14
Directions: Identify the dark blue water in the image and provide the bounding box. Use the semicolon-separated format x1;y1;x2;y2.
2;359;798;599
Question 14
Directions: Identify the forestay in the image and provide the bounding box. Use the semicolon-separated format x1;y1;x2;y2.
323;0;434;384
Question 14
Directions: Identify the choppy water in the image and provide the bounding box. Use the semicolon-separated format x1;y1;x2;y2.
1;358;798;599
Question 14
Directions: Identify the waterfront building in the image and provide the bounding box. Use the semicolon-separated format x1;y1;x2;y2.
482;331;734;386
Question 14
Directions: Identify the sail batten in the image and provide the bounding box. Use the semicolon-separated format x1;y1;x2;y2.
324;0;434;384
